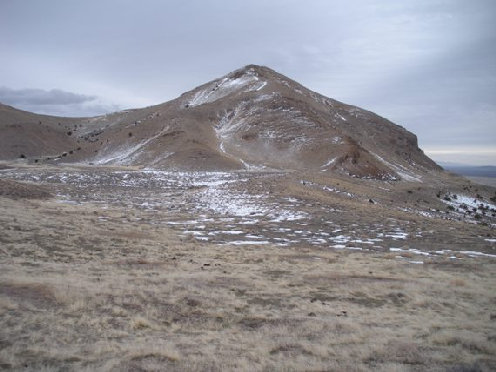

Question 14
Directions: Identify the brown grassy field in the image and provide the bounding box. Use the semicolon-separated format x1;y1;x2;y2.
1;189;495;371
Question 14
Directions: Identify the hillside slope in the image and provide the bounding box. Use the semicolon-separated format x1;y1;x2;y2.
0;65;440;180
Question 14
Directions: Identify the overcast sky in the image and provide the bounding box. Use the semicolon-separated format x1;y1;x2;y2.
1;0;495;165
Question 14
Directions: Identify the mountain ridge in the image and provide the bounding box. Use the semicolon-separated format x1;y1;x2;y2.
0;64;441;180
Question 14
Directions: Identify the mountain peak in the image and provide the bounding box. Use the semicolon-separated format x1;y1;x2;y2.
0;65;440;180
184;65;273;108
231;64;274;76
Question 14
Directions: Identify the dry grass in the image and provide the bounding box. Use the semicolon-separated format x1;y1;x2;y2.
0;195;495;371
0;178;52;199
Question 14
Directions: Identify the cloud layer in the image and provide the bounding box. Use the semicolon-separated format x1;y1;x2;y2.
0;87;119;117
0;87;96;106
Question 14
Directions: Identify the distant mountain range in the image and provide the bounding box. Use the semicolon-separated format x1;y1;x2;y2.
439;163;496;178
0;65;442;181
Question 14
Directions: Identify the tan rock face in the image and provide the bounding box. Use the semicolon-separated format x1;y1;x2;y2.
0;65;440;180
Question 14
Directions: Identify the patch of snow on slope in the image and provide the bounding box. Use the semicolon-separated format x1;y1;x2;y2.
239;158;267;171
216;103;249;138
460;251;496;258
188;73;265;107
346;107;367;119
371;152;422;182
321;157;337;168
246;81;267;92
256;81;267;91
442;195;496;211
215;103;251;167
94;128;171;165
94;142;145;165
390;247;430;256
193;173;306;221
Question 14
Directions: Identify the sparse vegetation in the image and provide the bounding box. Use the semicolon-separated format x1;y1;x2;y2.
0;199;494;370
0;166;495;371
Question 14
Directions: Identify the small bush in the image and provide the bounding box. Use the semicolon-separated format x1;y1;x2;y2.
131;316;151;330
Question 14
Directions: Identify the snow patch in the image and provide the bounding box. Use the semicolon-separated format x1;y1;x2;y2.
460;250;496;258
371;152;422;182
187;73;266;107
442;195;496;211
93;127;171;165
321;157;337;168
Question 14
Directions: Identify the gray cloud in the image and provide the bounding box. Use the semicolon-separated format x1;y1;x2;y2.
15;103;122;118
0;87;96;106
0;86;120;117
